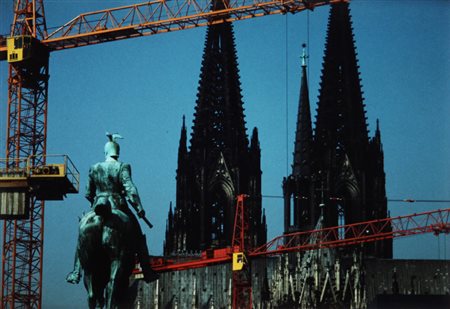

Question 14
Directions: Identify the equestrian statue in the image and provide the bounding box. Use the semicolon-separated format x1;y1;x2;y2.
66;133;158;308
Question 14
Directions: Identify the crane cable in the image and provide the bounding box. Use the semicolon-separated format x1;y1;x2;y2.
285;13;289;177
260;195;450;203
307;9;310;77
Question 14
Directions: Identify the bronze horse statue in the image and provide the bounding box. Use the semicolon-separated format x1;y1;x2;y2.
67;207;137;309
67;134;158;307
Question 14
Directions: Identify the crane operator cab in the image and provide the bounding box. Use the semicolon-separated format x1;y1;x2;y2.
232;252;247;271
7;35;32;62
7;35;48;64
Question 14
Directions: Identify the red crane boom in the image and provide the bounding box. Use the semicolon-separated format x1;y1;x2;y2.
251;207;450;257
148;204;450;273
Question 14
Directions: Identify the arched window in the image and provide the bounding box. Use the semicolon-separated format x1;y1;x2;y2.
290;194;295;227
336;181;360;240
337;203;345;240
208;184;233;247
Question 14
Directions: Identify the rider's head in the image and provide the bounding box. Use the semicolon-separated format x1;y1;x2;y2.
104;133;122;160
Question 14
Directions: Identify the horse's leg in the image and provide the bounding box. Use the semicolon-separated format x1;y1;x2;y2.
86;269;108;309
66;247;82;284
105;258;120;309
83;271;98;309
94;275;106;309
106;257;132;309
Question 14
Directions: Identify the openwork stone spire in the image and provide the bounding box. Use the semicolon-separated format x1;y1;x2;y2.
314;2;369;167
165;19;266;254
190;21;248;155
284;2;391;258
292;43;313;177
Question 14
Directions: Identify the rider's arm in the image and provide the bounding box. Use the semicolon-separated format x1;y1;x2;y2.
120;163;145;216
85;166;96;205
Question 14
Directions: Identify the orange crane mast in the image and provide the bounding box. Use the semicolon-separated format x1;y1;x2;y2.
1;2;49;308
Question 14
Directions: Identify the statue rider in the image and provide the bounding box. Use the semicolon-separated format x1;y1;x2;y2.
66;133;158;283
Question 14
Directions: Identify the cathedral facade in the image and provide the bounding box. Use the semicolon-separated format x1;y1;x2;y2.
136;2;449;308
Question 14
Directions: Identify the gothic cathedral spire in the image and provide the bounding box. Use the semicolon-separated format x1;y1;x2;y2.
283;44;314;233
165;15;266;255
284;2;392;258
314;1;369;169
293;44;313;178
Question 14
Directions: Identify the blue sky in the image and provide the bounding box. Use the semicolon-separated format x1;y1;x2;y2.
1;0;449;307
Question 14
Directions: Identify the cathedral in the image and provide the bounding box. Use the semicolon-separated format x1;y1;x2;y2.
136;2;450;308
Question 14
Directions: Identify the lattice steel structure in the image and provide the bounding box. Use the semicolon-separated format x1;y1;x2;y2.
1;1;49;308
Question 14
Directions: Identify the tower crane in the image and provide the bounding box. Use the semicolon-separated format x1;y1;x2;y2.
0;0;346;307
142;195;450;308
